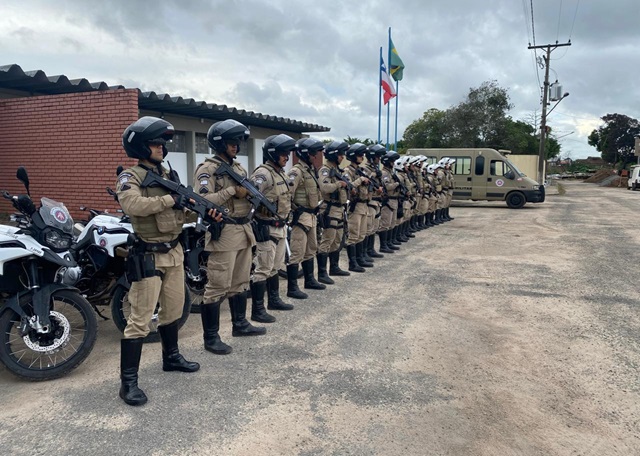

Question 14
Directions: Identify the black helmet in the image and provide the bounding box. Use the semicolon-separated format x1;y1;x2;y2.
366;144;387;161
295;137;324;162
207;119;250;155
122;116;174;160
324;140;349;163
381;151;401;168
346;143;367;162
263;134;296;163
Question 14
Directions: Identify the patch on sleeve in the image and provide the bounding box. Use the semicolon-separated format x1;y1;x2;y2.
199;187;209;194
200;179;209;186
197;173;210;180
118;172;133;186
252;174;267;186
120;184;131;191
321;170;329;177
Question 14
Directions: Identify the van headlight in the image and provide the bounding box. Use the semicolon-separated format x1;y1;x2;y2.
532;185;540;190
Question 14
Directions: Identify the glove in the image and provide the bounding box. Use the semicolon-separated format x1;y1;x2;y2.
171;194;189;210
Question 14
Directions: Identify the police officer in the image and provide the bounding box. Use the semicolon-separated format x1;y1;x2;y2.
425;163;439;227
363;144;386;259
194;119;266;356
343;143;372;272
317;140;350;283
435;159;448;223
116;116;201;406
395;156;415;242
249;135;295;317
286;138;326;299
444;158;456;221
378;151;401;253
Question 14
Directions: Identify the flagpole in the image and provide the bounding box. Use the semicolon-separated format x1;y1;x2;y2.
394;80;399;152
386;27;392;149
378;47;382;144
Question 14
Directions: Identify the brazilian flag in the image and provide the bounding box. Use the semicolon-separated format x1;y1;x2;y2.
389;38;405;81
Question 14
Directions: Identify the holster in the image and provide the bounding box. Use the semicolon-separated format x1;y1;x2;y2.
251;220;271;242
208;222;224;241
125;234;157;283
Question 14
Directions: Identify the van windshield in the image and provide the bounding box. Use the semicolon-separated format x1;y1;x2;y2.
505;160;525;177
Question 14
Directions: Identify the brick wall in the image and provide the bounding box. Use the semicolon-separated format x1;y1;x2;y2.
0;89;139;221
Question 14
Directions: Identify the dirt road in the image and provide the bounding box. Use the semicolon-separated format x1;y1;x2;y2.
1;181;639;455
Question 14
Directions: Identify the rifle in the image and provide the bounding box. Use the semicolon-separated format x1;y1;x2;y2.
392;172;409;199
354;166;376;193
140;170;235;233
329;168;354;193
213;159;281;220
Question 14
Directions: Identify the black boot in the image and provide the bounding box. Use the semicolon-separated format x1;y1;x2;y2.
286;263;308;299
158;321;200;373
302;258;326;290
446;207;454;220
427;212;435;227
347;244;365;272
422;214;430;228
379;231;394;254
119;338;147;406
389;227;401;248
405;221;416;238
316;253;335;285
367;234;384;258
398;224;410;242
356;241;374;268
329;250;351;276
267;274;294;310
250;280;276;323
417;214;427;230
201;300;232;355
231;292;267;336
408;217;418;233
362;237;375;263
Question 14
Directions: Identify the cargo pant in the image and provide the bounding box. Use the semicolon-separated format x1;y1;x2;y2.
366;201;381;235
254;225;287;282
318;204;345;254
347;202;368;245
124;244;184;339
379;199;398;231
288;217;317;264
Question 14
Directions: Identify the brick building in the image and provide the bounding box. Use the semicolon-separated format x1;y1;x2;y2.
0;64;329;219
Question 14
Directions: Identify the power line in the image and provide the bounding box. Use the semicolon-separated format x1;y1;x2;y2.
569;0;580;40
556;0;563;42
530;0;536;45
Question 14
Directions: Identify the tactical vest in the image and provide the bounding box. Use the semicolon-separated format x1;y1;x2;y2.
255;163;292;219
292;163;320;209
382;167;400;197
126;165;184;239
344;164;371;201
195;156;253;218
319;164;348;204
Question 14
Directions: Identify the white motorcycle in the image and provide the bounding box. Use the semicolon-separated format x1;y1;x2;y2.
70;209;193;342
0;168;97;381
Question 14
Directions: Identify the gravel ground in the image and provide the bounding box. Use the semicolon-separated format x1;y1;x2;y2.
1;181;639;456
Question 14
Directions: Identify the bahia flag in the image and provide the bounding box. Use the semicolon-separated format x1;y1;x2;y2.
380;56;397;105
389;38;405;81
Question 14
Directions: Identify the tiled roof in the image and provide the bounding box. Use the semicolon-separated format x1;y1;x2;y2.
0;64;330;133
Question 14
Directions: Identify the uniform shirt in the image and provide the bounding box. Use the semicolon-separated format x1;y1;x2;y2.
318;162;348;204
342;163;371;202
194;155;255;252
288;161;320;228
381;167;400;197
250;162;292;221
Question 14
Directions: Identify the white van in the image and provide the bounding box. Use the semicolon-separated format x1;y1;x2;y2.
628;165;640;190
407;148;545;209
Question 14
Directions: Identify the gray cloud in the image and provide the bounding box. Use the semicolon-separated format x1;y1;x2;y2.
1;0;639;157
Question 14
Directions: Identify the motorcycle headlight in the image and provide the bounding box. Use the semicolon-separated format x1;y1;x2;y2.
43;228;72;252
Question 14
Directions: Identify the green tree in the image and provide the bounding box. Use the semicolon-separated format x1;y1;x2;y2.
402;108;449;150
344;136;375;145
588;113;640;166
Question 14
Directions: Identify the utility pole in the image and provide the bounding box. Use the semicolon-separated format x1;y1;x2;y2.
528;41;571;184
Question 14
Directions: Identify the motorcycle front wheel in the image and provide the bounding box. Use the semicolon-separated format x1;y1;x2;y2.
110;283;191;343
0;290;98;381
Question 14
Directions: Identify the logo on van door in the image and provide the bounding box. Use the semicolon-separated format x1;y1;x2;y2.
495;179;505;187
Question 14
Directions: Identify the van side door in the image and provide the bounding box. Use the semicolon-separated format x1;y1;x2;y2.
487;159;516;200
451;155;473;200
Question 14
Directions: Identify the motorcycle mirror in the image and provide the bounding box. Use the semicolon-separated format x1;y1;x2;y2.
16;167;30;196
116;165;124;176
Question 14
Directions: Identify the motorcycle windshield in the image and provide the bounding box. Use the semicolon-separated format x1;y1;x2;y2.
39;197;74;235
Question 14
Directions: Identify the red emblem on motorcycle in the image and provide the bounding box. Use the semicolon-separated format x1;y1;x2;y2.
51;207;68;223
99;238;107;247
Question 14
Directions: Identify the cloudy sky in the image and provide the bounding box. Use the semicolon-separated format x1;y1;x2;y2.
2;0;639;158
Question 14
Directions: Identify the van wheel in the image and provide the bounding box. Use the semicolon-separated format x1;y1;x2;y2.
632;183;637;191
506;191;526;209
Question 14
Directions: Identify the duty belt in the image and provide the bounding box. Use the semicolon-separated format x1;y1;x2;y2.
255;218;287;228
228;216;252;225
141;238;180;254
295;206;320;215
